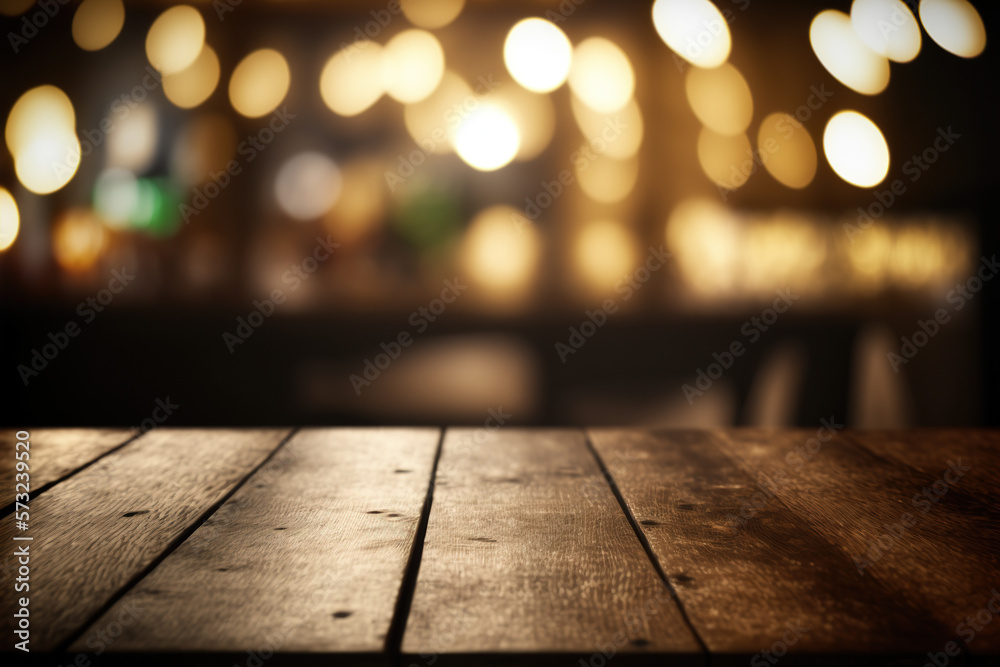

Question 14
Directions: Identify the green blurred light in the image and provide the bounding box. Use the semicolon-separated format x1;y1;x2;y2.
390;187;461;250
93;170;182;237
131;178;181;236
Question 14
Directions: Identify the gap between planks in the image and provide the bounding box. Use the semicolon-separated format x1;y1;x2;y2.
582;429;711;662
400;428;704;663
0;429;142;518
55;427;300;653
384;428;446;662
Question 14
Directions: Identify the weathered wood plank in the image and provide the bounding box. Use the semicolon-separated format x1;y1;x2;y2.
0;429;134;510
70;428;441;664
714;428;1000;654
588;429;956;662
848;430;1000;510
0;428;289;652
401;428;702;666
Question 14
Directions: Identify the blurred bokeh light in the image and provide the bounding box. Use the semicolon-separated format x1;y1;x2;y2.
455;104;520;171
574;219;637;295
685;63;754;136
919;0;987;58
667;199;741;296
403;70;470;153
578;153;640;203
94;168;140;229
164;44;221;110
810;9;890;95
823;111;890;187
697;128;753;190
503;18;573;94
0;187;18;252
652;0;732;68
52;208;106;272
461;205;542;305
570;96;644;159
568;37;635;114
229;48;291;118
5;85;76;157
383;30;445;104
324;157;385;246
0;0;34;17
15;129;80;195
850;0;921;62
274;152;343;222
401;0;465;30
320;42;387;117
145;5;205;75
493;84;557;162
72;0;125;52
757;112;818;189
107;103;158;172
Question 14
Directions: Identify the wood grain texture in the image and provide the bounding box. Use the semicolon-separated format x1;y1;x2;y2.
1;428;133;509
849;430;1000;510
0;428;288;651
588;429;956;662
714;428;1000;654
401;428;702;666
71;428;441;663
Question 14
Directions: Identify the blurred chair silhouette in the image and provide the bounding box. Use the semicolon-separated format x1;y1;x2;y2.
848;323;913;428
743;341;808;427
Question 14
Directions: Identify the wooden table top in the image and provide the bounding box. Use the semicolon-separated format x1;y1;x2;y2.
2;428;998;666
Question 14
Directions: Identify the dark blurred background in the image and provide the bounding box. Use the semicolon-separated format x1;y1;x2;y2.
0;0;996;429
